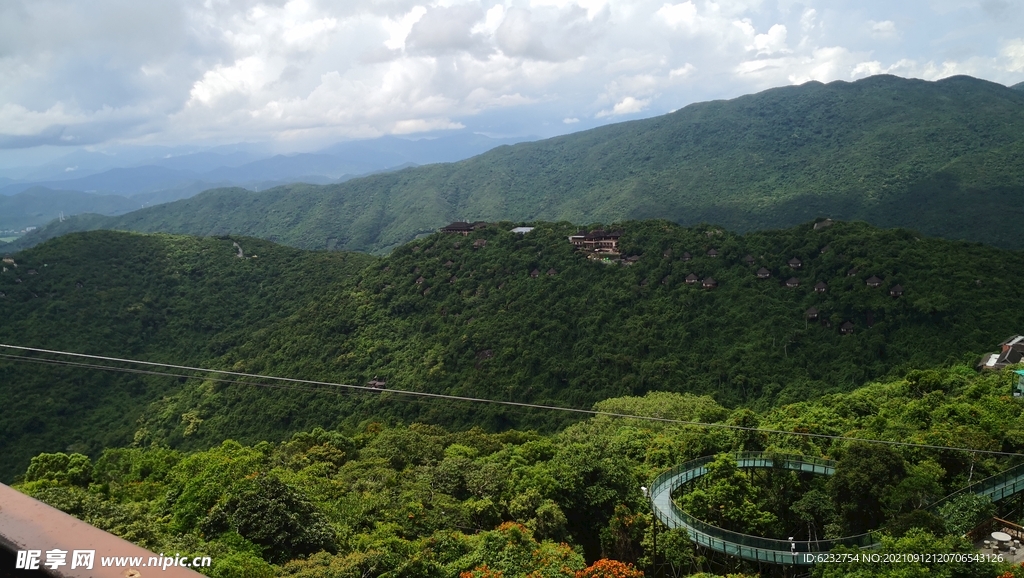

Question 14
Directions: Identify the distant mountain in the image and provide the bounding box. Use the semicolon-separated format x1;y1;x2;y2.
1012;81;1024;91
0;188;141;231
14;74;1024;254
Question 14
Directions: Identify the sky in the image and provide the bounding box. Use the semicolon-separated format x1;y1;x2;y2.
1;0;1023;161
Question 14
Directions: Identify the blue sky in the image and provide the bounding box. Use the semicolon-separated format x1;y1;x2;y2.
1;0;1022;161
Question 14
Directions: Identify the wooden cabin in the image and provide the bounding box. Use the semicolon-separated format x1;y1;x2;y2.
530;269;540;278
805;306;819;320
702;277;718;289
681;252;692;262
757;267;771;279
840;321;855;334
785;277;800;288
866;276;883;288
685;273;699;285
889;284;904;297
707;248;719;258
743;254;755;265
814;282;827;293
788;257;802;269
547;268;557;276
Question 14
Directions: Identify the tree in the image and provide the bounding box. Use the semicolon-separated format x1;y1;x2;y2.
24;452;92;487
575;559;644;578
828;443;907;534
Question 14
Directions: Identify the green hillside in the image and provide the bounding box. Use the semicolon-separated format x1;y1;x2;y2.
9;74;1024;254
13;366;1024;576
0;232;374;482
3;220;1023;482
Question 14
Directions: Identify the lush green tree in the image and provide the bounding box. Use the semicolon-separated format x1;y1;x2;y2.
828;443;907;534
23;452;92;487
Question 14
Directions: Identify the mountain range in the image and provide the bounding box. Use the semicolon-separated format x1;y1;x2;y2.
7;74;1024;255
0;134;530;232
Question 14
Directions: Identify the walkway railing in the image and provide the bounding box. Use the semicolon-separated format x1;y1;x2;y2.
649;451;1024;566
649;452;874;565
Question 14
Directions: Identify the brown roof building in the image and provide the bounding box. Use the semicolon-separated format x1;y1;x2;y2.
866;276;883;287
889;284;904;297
702;277;718;289
685;273;699;285
814;282;827;293
569;230;623;253
788;257;802;269
757;267;771;279
785;277;800;288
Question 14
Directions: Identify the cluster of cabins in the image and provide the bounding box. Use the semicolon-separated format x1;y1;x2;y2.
436;221;909;335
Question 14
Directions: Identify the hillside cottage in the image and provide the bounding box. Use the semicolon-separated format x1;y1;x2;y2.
681;252;692;262
805;307;819;320
756;267;771;279
685;273;699;285
866;276;883;288
707;248;719;258
785;277;800;288
889;284;904;297
814;282;827;293
788;257;802;269
743;254;755;265
530;269;540;278
547;268;557;276
979;335;1024;370
702;277;718;289
840;321;855;334
847;267;859;277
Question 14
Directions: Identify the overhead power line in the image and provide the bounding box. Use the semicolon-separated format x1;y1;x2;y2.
0;343;1021;457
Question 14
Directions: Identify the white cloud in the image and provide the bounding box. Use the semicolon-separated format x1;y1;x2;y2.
1;0;1023;151
563;117;579;123
1003;38;1024;72
657;2;698;29
596;96;650;117
750;23;789;55
869;20;898;39
670;63;696;78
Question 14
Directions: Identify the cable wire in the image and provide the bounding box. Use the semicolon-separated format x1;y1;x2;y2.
1;343;1020;457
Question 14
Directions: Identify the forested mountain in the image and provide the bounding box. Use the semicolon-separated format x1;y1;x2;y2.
10;74;1024;254
3;220;1023;483
13;367;1024;577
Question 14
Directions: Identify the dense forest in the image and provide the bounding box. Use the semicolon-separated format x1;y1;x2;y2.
9;74;1024;255
12;367;1024;577
5;219;1024;577
3;219;1024;482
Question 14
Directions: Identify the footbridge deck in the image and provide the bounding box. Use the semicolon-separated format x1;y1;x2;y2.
649;452;1024;566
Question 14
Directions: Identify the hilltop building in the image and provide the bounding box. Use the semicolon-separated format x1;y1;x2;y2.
568;230;623;253
979;335;1024;370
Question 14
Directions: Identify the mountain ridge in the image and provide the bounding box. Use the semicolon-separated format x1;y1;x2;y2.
9;74;1024;255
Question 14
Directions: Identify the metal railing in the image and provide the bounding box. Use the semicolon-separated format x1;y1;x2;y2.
651;452;1024;566
649;452;873;565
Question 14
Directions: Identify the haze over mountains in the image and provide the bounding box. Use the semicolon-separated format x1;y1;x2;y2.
0;133;529;232
8;74;1024;255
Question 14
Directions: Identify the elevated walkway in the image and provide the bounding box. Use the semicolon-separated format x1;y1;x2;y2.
649;452;1024;566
